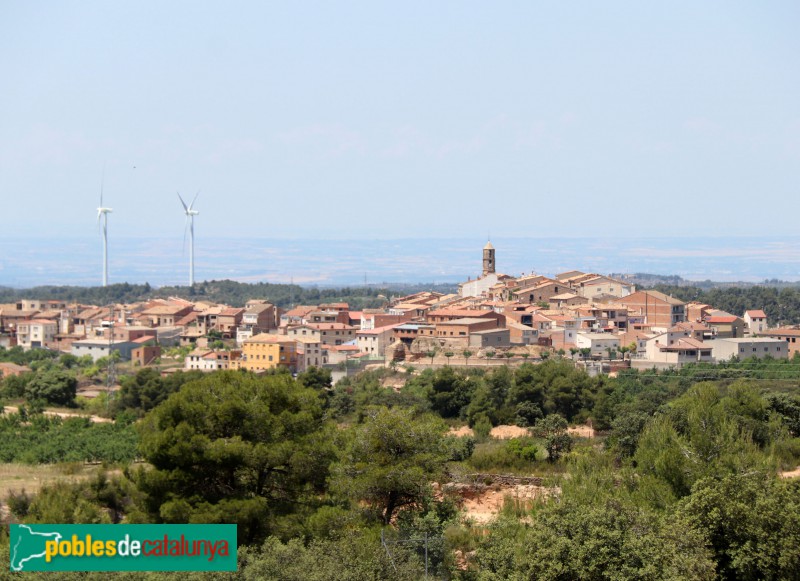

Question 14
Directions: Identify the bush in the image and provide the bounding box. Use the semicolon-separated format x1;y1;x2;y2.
468;438;541;473
24;369;77;406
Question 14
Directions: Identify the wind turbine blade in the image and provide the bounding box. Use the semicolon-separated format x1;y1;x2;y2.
189;190;200;211
177;192;188;212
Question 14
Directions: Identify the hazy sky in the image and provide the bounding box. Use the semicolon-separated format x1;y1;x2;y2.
2;2;798;241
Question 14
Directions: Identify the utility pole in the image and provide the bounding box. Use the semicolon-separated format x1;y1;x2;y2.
106;303;116;412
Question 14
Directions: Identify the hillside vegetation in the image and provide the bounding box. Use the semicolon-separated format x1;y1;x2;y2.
1;354;799;578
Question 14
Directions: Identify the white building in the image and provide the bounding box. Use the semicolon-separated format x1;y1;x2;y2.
642;334;713;368
184;349;234;371
575;332;620;358
71;339;137;362
707;338;788;361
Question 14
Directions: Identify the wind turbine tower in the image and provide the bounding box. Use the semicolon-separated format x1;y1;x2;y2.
97;177;113;287
178;192;200;286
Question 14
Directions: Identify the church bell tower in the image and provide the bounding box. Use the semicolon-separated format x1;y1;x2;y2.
482;241;495;277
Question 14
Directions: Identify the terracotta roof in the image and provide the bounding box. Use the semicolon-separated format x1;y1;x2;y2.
357;323;401;335
246;333;296;344
615;290;684;306
283;306;317;318
705;316;739;324
657;337;708;351
550;293;580;300
176;312;199;326
759;327;800;337
326;344;360;352
245;303;274;314
439;317;495;326
142;305;190;316
746;310;767;318
428;308;494;318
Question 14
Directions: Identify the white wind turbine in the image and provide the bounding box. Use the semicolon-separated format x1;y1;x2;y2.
97;174;113;287
178;191;200;286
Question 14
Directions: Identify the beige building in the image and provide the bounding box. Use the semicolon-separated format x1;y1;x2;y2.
704;314;745;339
307;322;356;346
356;324;398;357
743;310;768;335
16;319;58;350
469;328;510;349
295;337;324;372
757;327;800;357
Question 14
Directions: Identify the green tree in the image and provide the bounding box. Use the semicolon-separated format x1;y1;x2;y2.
330;407;448;525
462;349;473;366
424;367;475;419
296;366;332;391
133;371;334;543
426;349;437;366
116;367;204;415
677;472;800;580
24;369;77;406
533;413;573;462
476;500;715;580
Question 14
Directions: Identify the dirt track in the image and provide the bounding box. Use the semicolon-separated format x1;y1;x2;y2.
3;406;111;423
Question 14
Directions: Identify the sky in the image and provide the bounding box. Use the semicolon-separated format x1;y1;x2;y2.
1;2;799;243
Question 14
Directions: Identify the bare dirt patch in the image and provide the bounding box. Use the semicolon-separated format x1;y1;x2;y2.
0;463;102;499
3;406;111;423
449;423;596;439
380;375;407;391
567;424;595;438
446;480;560;524
490;425;529;439
780;466;800;479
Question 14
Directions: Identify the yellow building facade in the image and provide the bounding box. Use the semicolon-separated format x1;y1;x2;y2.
239;333;297;372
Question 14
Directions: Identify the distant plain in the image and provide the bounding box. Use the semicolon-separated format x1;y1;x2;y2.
2;236;799;288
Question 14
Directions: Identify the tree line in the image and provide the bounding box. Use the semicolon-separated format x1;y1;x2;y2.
0;280;456;309
651;283;800;325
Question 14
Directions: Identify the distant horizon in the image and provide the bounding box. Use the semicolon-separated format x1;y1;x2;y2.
2;235;799;289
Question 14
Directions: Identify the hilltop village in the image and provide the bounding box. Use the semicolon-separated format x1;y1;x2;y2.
1;242;798;383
